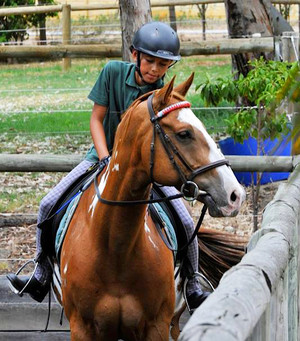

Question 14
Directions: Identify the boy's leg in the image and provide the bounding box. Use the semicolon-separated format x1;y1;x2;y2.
35;159;94;283
7;160;94;302
159;186;210;309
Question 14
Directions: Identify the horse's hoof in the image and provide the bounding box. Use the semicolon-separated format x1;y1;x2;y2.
6;274;50;303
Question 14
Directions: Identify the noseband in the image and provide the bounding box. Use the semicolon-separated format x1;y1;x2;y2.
94;92;230;206
147;93;230;201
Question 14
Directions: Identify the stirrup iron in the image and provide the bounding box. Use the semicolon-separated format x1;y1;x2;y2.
8;260;38;296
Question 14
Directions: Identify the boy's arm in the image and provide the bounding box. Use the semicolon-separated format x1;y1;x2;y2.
90;103;110;160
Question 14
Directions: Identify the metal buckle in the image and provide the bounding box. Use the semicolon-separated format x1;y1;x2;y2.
181;181;200;201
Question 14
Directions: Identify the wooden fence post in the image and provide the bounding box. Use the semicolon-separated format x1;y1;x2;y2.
169;5;177;32
62;4;71;71
281;31;300;155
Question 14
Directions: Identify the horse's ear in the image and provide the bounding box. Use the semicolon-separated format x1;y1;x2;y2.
173;73;194;97
153;76;176;109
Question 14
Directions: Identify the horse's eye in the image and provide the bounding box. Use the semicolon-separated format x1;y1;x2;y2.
176;130;192;141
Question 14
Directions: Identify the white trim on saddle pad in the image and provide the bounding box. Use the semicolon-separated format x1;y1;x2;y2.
55;193;82;258
152;202;178;258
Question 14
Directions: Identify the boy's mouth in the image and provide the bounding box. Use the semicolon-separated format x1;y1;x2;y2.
146;74;158;82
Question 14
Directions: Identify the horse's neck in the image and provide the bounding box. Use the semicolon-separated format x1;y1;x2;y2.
92;160;151;253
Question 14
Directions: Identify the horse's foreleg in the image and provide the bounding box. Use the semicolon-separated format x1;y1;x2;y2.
69;316;97;341
170;302;187;340
145;321;171;341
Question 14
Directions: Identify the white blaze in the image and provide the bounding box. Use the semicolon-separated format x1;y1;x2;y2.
177;108;243;200
177;108;223;163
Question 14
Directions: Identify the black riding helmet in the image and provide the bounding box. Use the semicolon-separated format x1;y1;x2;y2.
130;21;181;83
131;21;181;61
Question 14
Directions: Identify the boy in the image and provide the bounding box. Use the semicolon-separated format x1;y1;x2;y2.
7;21;209;311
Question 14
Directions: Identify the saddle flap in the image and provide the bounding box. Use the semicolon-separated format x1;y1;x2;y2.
150;185;189;262
39;164;99;258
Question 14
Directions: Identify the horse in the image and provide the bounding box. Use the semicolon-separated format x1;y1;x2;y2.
58;74;246;340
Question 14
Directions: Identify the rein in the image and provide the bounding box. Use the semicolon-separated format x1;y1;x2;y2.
94;175;183;206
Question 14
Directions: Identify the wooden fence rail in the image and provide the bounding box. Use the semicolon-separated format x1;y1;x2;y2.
0;38;274;59
0;0;299;16
0;154;297;172
179;162;300;340
0;1;296;66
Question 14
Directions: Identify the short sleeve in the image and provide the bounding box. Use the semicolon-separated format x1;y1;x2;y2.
88;62;112;106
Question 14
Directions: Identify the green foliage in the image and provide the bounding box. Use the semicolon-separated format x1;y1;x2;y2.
196;58;293;143
0;0;57;44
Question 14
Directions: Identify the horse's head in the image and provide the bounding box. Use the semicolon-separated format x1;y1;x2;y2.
140;74;245;217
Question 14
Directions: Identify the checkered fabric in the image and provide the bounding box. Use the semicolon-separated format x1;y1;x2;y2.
159;186;202;295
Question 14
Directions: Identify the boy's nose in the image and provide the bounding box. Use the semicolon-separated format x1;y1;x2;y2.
151;63;159;72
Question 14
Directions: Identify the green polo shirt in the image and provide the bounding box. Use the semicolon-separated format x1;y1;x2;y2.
85;60;164;163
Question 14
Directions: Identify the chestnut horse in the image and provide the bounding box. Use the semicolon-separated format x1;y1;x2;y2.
59;75;245;340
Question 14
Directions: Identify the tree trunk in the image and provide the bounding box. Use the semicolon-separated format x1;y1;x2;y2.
224;0;274;77
224;0;293;77
119;0;152;62
197;4;208;41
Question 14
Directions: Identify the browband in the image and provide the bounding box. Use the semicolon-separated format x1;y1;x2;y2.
151;101;191;122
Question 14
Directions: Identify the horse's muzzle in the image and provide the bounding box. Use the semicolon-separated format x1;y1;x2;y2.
197;193;240;217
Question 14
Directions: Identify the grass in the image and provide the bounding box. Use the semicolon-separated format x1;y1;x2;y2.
0;59;107;91
1;111;91;134
0;56;233;135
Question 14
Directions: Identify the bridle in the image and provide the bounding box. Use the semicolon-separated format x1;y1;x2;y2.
94;92;230;206
147;93;230;201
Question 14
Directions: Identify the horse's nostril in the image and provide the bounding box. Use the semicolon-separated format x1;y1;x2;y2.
231;191;237;202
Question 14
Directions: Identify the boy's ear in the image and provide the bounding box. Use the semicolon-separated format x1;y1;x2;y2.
173;72;194;97
153;76;176;110
131;49;138;62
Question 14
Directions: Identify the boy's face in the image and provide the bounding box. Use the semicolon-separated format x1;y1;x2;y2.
132;50;172;85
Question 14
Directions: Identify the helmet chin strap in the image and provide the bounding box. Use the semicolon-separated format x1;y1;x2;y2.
135;51;155;86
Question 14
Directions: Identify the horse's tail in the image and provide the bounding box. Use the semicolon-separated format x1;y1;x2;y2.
198;228;248;288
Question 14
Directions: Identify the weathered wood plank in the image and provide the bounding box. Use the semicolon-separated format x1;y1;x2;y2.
179;264;272;341
0;154;82;172
0;38;274;59
0;213;37;227
0;1;299;16
228;155;293;172
179;164;300;341
0;44;122;59
0;1;223;16
0;154;294;172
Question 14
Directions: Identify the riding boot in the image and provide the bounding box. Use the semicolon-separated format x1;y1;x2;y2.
186;274;210;313
6;254;51;303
